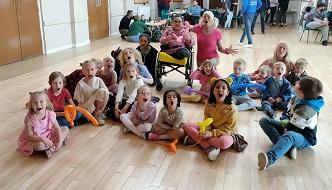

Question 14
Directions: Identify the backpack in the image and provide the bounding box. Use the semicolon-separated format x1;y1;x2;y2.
151;27;162;42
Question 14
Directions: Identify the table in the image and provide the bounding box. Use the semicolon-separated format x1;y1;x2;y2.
145;20;168;31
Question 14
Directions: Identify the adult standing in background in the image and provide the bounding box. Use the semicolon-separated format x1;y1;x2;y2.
238;0;262;48
251;0;270;34
276;0;290;26
158;0;171;20
224;0;235;29
265;0;278;25
119;10;134;39
191;11;238;67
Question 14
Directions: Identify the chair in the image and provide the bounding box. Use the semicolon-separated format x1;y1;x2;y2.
299;21;321;44
155;48;194;91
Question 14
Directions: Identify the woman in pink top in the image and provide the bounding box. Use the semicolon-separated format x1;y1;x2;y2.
190;11;237;67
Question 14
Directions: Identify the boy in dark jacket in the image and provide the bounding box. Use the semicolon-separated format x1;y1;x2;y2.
261;62;293;118
258;76;324;170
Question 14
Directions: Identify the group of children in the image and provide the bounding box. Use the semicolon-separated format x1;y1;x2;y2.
17;39;325;170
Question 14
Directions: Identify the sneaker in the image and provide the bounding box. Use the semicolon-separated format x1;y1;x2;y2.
258;152;269;170
45;146;55;159
237;41;243;46
143;132;149;140
148;133;160;141
322;40;328;46
289;147;297;159
183;136;196;146
243;44;253;48
262;31;265;34
283;23;287;27
97;117;106;126
272;22;277;26
207;148;221;161
120;34;126;39
123;127;130;134
251;31;255;34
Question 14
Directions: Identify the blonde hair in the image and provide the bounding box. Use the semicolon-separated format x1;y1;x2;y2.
90;58;103;70
122;63;138;80
48;71;65;86
81;59;95;68
234;58;246;68
272;41;290;64
295;58;308;67
259;65;272;75
273;61;286;69
202;59;216;67
137;85;151;94
118;47;143;67
103;56;115;65
28;90;53;114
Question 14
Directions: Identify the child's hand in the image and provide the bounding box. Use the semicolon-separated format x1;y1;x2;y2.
137;74;142;79
201;131;211;139
114;108;122;119
268;97;274;103
43;138;53;148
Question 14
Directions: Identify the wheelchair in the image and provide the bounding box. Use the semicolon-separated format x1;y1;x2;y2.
155;47;194;91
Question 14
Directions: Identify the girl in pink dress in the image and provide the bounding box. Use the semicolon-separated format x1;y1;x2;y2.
17;91;69;158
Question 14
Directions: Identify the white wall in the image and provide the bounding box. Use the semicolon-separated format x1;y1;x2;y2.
40;0;89;54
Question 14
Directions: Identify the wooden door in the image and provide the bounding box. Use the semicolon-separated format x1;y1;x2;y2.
209;0;223;9
88;0;109;41
0;0;22;65
16;0;42;59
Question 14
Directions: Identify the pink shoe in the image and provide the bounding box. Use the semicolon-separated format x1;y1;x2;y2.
148;133;160;141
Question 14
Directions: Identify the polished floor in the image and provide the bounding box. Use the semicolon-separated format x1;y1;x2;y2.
0;25;331;190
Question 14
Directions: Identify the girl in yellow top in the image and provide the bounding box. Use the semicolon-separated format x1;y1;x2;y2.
183;78;238;161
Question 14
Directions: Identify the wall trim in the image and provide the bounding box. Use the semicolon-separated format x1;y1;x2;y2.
46;40;90;54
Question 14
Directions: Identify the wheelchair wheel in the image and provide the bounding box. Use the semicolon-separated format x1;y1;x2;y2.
156;80;163;91
187;79;192;87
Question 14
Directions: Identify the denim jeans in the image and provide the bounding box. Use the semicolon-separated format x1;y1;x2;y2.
251;10;266;33
240;13;255;44
56;112;85;128
259;117;311;165
224;10;234;28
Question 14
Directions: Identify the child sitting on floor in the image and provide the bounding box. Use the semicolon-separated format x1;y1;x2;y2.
120;85;156;138
228;58;256;111
115;63;144;119
286;58;309;86
182;59;221;103
17;91;69;158
260;62;293;119
183;78;237;161
258;76;324;170
249;65;272;98
145;90;185;141
74;60;109;125
47;71;84;128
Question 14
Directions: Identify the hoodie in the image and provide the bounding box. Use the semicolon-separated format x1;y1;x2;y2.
284;96;325;145
241;0;262;14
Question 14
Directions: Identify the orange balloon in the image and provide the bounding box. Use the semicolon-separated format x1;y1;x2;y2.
64;105;99;127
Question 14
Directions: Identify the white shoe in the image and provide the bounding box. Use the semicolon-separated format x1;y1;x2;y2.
289;147;297;159
237;41;243;46
244;44;253;48
207;148;221;161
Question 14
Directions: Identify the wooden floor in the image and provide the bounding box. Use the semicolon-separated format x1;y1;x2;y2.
0;26;332;190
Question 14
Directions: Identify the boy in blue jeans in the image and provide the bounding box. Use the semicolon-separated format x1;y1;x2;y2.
258;76;324;170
